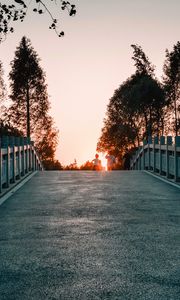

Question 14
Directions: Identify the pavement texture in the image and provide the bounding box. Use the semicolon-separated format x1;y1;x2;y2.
0;170;179;300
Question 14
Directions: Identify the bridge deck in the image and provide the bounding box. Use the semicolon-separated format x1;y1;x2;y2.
0;171;179;300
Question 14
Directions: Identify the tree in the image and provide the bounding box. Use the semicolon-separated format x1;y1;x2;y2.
126;74;165;138
34;115;59;165
80;160;94;170
8;36;59;166
0;0;76;42
97;45;165;161
97;77;140;160
131;44;155;76
43;159;63;171
0;60;25;137
97;75;165;157
130;44;165;138
97;78;138;161
64;159;79;170
163;41;180;135
0;60;6;120
8;36;47;137
0;120;23;136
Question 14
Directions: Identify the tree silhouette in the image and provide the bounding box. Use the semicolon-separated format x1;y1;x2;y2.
0;60;6;120
97;45;165;161
8;36;48;138
80;160;94;170
8;36;59;165
131;44;155;76
0;0;76;42
163;41;180;135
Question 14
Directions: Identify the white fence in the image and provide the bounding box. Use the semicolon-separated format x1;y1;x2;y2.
0;136;42;194
130;136;180;182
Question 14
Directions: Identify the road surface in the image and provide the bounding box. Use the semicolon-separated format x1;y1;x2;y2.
0;171;179;299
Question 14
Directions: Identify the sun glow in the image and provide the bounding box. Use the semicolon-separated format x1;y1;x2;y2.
99;154;107;171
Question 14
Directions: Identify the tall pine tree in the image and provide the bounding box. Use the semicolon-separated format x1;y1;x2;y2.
8;36;59;165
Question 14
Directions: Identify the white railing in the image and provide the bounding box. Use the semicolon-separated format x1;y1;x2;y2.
130;136;180;182
0;136;43;194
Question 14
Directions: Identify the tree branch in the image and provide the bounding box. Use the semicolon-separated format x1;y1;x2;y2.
0;0;76;42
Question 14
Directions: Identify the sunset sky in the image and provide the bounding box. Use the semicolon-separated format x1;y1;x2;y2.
1;0;180;165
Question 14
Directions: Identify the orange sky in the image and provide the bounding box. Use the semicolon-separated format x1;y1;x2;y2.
1;0;180;166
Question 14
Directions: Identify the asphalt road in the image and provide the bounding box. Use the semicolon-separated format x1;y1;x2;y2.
0;171;179;300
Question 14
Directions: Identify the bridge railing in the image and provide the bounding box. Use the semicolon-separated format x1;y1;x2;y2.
0;136;43;194
130;136;180;182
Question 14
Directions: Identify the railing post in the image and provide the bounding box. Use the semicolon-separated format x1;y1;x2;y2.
174;136;180;182
24;137;29;173
36;154;38;171
142;140;146;170
136;150;139;170
2;136;8;188
138;147;141;170
9;136;16;183
153;136;159;173
28;138;32;171
31;141;35;171
130;155;134;170
2;136;10;188
134;152;137;170
159;136;165;175
15;137;21;179
13;145;16;183
7;146;10;188
143;140;147;170
34;153;36;171
20;137;25;176
166;136;172;179
148;137;152;170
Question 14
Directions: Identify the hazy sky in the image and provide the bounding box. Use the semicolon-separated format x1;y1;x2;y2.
1;0;180;165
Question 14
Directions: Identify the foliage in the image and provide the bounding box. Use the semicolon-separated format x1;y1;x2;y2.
0;60;7;120
126;74;165;138
8;36;48;136
163;41;180;135
131;44;155;76
79;160;95;170
35;115;59;164
97;45;165;161
0;60;23;138
43;159;63;170
97;77;138;160
0;0;76;42
0;120;23;136
7;36;59;166
63;159;79;170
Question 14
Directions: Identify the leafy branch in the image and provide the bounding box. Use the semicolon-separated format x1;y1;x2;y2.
0;0;76;42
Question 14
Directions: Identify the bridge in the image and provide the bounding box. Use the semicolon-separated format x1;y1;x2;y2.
0;136;42;198
0;168;179;299
130;136;180;183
